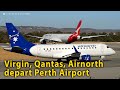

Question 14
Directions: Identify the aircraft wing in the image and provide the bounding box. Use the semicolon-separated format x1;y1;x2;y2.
63;52;81;58
27;35;62;42
81;35;107;39
53;51;80;58
27;35;43;39
0;46;12;51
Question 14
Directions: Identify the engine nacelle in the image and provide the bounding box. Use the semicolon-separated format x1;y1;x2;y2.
40;39;47;44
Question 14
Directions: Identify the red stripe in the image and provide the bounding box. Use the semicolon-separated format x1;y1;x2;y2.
76;20;82;30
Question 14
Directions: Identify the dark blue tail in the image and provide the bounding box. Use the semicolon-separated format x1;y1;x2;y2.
6;23;35;55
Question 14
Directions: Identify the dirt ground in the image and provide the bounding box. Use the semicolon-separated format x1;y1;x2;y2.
0;47;40;60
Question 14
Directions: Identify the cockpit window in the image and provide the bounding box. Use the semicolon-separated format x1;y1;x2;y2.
107;46;109;48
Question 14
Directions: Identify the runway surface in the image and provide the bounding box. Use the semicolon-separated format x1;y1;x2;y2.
0;42;120;79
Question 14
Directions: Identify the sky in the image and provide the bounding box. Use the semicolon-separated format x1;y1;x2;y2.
0;11;120;29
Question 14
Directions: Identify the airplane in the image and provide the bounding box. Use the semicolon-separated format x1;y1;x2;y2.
4;23;115;62
27;20;107;44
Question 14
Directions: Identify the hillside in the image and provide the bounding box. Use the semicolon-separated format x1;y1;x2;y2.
0;26;120;34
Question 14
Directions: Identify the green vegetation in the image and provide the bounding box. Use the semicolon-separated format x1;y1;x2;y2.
0;31;120;43
0;32;9;43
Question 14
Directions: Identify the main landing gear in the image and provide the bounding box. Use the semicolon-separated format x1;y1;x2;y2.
99;56;105;61
57;59;62;63
57;58;72;63
57;57;79;63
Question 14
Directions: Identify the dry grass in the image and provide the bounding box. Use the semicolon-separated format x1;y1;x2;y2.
0;47;40;61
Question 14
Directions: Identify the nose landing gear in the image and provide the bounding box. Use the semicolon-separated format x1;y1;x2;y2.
100;56;105;61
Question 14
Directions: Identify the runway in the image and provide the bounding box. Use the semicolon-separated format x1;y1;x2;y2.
0;42;120;79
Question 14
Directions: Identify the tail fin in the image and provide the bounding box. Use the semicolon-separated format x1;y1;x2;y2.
74;20;82;35
6;23;35;55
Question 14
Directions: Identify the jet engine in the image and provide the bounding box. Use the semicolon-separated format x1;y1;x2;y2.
40;39;47;44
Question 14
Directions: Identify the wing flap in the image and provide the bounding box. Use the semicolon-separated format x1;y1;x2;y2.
0;46;12;51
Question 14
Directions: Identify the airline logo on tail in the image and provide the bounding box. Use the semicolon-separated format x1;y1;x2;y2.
9;32;20;45
6;23;35;55
74;20;82;35
67;20;82;43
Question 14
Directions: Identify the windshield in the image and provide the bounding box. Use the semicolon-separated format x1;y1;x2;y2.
107;46;109;48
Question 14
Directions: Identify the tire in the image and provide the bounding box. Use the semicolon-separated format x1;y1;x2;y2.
57;59;62;62
66;57;73;62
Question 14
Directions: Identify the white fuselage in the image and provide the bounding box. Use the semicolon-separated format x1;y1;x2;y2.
29;44;115;59
43;34;72;42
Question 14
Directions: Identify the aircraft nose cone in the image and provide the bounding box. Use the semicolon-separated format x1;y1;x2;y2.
112;50;116;55
110;48;116;55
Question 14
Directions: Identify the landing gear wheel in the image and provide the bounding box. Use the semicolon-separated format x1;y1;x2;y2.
76;57;80;61
66;57;72;63
100;56;105;61
57;59;62;63
100;59;103;61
